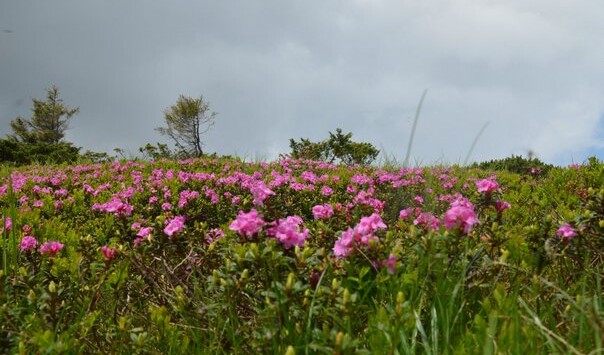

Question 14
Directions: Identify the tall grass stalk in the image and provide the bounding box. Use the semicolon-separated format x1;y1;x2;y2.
403;89;428;167
463;121;490;166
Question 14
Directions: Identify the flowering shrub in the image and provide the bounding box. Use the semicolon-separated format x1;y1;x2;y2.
0;156;601;353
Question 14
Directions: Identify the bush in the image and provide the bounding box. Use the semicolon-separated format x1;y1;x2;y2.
472;154;553;175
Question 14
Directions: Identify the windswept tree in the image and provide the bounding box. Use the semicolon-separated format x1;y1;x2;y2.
10;85;79;144
156;95;217;157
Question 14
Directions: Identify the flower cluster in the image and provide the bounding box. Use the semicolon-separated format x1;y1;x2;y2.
229;209;265;238
334;213;386;258
267;216;309;249
164;216;186;237
443;199;479;233
312;204;334;220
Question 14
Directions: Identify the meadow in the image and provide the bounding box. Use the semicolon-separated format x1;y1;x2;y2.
0;156;602;354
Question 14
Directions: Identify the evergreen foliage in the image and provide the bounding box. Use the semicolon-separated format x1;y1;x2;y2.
9;86;79;144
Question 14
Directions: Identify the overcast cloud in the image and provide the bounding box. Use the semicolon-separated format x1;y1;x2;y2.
1;0;603;165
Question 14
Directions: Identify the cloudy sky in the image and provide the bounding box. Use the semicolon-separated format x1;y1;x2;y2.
1;0;603;165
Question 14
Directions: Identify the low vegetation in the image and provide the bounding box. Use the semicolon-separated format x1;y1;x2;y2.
0;156;602;353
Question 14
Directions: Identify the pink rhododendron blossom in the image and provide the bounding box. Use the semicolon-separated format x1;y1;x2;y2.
205;228;225;244
495;200;511;213
333;214;387;258
101;246;117;261
414;196;424;204
92;198;133;218
556;224;577;240
333;228;355;257
413;212;440;231
22;224;32;234
164;216;186;237
301;171;319;183
450;196;474;209
399;208;414;219
382;254;398;274
250;182;274;206
443;206;479;233
476;178;499;195
161;202;172;211
137;227;153;238
20;235;38;252
312;204;334;220
229;209;265;238
267;216;309;249
321;186;334;196
39;241;64;256
355;213;387;235
1;217;11;233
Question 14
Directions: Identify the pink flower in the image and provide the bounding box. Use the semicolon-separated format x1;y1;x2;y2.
250;182;274;206
321;186;334;196
205;228;225;244
413;212;440;231
22;224;32;234
355;213;387;235
161;202;172;211
229;209;265;238
414;196;424;204
333;228;355;257
381;254;398;274
164;216;186;237
267;216;309;249
0;217;11;233
20;235;38;252
399;208;414;219
443;206;479;233
569;163;581;170
495;200;511;213
556;224;577;240
333;214;386;258
312;204;334;220
101;245;117;261
137;226;153;238
39;241;64;256
93;198;133;218
476;178;499;195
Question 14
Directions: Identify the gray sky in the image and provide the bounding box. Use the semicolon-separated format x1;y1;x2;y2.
1;0;603;165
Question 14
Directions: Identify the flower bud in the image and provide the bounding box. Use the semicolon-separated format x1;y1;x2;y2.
285;345;296;355
334;332;344;350
48;281;57;294
342;288;350;306
285;272;295;293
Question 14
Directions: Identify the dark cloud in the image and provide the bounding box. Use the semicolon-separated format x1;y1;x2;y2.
1;0;602;164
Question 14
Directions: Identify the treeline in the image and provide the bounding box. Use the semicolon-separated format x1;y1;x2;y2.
1;85;383;166
3;85;568;169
